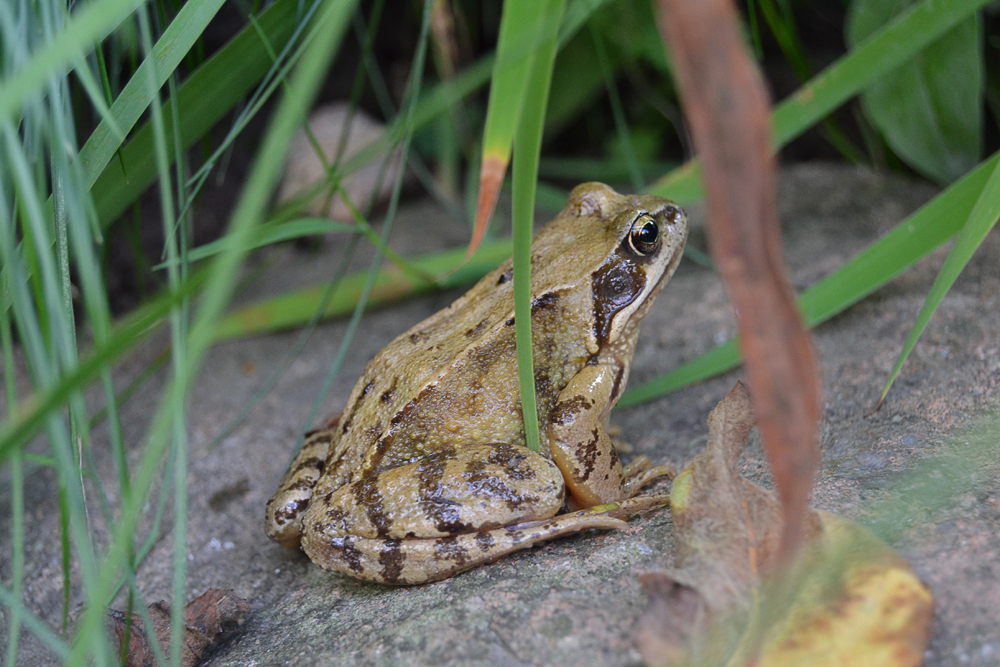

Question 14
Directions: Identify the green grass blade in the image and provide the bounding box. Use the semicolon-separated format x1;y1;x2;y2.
796;152;1000;327
471;0;559;257
152;218;355;268
879;157;1000;402
76;0;227;188
0;273;205;465
64;0;359;661
511;0;564;454
620;151;1000;407
212;240;513;339
89;0;307;228
647;0;992;203
0;0;142;121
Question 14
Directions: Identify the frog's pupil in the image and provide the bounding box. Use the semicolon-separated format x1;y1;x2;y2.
638;222;657;244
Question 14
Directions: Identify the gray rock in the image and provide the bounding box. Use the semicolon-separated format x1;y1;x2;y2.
3;164;998;666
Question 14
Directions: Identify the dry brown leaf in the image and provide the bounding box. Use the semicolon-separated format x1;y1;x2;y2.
108;588;249;667
657;0;822;567
277;103;404;222
633;383;932;667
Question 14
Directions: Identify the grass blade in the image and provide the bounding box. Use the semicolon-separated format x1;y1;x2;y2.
879;157;1000;403
511;0;564;453
76;0;227;187
471;0;562;260
212;240;512;339
152;217;355;268
89;0;308;227
0;0;142;121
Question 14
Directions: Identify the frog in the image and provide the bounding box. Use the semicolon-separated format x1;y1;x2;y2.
264;182;688;584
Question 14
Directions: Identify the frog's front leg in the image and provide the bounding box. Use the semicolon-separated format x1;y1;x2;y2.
548;360;673;508
298;443;632;584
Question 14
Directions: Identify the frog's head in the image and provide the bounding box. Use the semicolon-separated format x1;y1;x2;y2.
532;182;688;351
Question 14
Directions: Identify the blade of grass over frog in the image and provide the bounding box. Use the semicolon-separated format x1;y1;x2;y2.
471;0;560;262
619;151;1000;408
213;239;513;340
440;0;611;257
0;0;142;121
66;0;358;662
152;218;355;269
512;0;564;454
879;156;1000;405
646;0;993;203
89;0;307;228
75;0;226;187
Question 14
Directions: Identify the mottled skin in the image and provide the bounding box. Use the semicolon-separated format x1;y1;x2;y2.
265;182;688;584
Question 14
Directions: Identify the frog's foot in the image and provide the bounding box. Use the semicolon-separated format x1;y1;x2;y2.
265;426;337;548
621;455;675;498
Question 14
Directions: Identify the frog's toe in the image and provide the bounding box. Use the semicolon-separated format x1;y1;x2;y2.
622;461;675;498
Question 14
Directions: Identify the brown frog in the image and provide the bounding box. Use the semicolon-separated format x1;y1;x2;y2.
265;182;688;584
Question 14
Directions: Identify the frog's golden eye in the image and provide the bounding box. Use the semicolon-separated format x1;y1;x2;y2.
627;213;660;256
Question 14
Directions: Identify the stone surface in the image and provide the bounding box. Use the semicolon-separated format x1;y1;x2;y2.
2;164;999;666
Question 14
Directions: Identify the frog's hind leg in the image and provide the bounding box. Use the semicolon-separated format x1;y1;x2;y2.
304;494;669;584
265;425;337;548
299;441;671;584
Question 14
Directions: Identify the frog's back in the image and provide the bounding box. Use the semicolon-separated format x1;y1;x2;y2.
317;259;592;492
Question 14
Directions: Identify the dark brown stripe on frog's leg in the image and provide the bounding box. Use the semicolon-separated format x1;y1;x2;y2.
417;456;473;534
476;531;496;552
270;496;309;526
351;476;393;538
434;535;469;569
607;445;620;471
550;395;593;426
290;457;326;478
341;381;377;434
364;435;395;474
328;536;365;574
378;538;406;583
578;428;602;483
608;365;625;407
530;291;560;314
302;427;336;440
465;318;490;338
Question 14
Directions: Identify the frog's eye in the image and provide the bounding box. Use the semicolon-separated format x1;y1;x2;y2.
627;213;660;256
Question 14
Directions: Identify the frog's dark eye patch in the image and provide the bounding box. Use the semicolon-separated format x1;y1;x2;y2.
626;213;660;256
